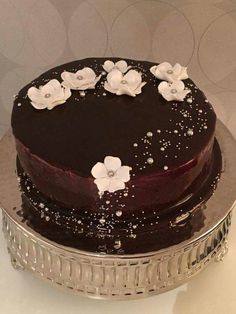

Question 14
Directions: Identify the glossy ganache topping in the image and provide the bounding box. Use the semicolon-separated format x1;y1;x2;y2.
11;58;216;212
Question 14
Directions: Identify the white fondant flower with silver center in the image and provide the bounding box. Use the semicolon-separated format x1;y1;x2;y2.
91;156;132;193
61;67;101;90
27;79;71;110
102;60;131;73
158;80;190;102
150;62;188;82
104;69;146;97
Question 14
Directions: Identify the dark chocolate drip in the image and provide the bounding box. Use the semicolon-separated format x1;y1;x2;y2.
17;139;222;254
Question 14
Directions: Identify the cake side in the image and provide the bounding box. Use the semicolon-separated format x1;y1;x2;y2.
11;58;216;213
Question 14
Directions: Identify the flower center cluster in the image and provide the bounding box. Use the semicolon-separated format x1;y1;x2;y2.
77;75;83;80
171;88;177;94
121;80;127;84
107;170;115;177
167;70;173;74
44;93;51;98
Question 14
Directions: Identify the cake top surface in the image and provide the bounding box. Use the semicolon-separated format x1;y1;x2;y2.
11;58;216;176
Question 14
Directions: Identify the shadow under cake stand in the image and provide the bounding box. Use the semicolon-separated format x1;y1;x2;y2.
0;119;236;300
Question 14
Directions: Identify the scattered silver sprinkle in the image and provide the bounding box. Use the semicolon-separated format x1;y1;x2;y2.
102;92;106;96
157;129;161;133
160;147;165;151
80;91;86;97
39;203;45;209
78;220;82;224
199;109;203;113
174;129;178;134
133;224;137;229
133;143;138;147
203;125;208;129
114;240;121;249
106;200;110;204
99;218;106;224
45;216;50;221
102;71;106;75
147;157;154;164
147;131;153;137
17;103;22;107
124;193;128;197
164;166;168;170
187;129;194;136
116;210;123;217
45;207;49;212
187;98;193;103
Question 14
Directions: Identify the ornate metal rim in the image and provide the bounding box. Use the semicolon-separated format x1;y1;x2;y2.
0;119;236;299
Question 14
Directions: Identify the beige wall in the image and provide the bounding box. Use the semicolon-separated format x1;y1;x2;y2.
0;0;236;137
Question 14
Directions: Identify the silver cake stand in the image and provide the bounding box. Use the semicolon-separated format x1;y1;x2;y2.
0;120;236;300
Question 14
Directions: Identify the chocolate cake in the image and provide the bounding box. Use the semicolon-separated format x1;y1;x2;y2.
11;58;222;254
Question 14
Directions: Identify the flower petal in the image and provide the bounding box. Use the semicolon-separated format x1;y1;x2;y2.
175;89;191;101
116;84;136;97
41;79;61;95
134;81;146;95
115;60;128;73
106;69;123;89
91;162;107;179
156;62;172;72
104;81;115;94
63;87;72;100
158;81;170;93
171;80;185;91
104;156;121;172
61;71;78;89
94;178;110;192
150;65;158;76
27;87;42;103
123;70;142;90
115;166;131;182
108;178;125;193
30;101;48;110
103;60;114;73
77;67;96;81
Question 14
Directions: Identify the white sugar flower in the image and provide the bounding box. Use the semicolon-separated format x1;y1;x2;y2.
61;67;101;90
150;62;188;82
158;80;190;102
27;79;71;110
104;69;146;97
102;60;131;73
91;156;132;193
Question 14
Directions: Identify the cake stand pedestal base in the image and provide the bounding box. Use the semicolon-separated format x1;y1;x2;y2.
1;120;236;300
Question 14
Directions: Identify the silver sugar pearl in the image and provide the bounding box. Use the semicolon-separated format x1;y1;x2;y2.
99;218;106;224
187;129;194;136
45;216;50;221
157;129;161;133
147;131;153;137
116;210;123;217
114;240;121;249
147;157;154;164
133;143;138;147
164;165;168;170
174;129;178;134
108;170;115;177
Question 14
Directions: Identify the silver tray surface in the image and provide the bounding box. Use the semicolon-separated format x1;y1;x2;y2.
0;119;236;300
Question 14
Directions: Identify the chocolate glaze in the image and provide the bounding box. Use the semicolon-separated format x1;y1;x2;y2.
17;139;222;254
12;58;215;174
11;58;216;211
